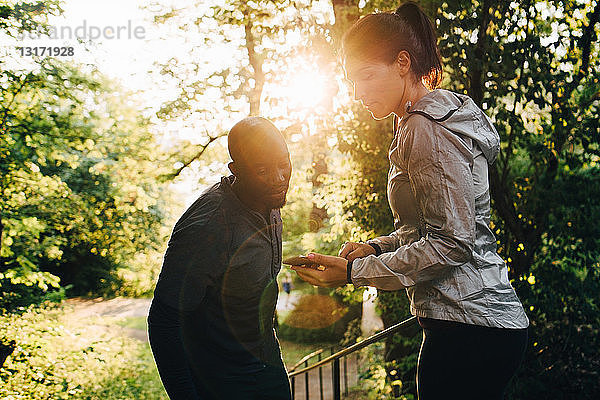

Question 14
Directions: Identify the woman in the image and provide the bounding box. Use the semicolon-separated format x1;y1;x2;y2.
291;2;529;399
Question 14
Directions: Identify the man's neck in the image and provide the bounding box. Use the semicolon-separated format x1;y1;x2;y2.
231;180;271;220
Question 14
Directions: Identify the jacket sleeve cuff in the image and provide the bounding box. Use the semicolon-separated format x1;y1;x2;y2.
346;259;354;285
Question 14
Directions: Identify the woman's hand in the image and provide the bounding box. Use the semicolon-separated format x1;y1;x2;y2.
339;242;376;261
290;253;349;288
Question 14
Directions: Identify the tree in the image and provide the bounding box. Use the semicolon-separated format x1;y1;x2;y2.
1;2;174;307
437;1;599;397
148;0;311;177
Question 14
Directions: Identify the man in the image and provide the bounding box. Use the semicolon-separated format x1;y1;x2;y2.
148;117;293;400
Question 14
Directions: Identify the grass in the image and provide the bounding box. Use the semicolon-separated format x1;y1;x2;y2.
279;339;336;369
110;315;336;370
116;315;147;331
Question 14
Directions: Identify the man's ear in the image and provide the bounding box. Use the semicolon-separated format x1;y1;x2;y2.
228;161;238;176
395;50;411;76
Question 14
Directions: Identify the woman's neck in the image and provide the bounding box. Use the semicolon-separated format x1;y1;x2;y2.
395;83;431;117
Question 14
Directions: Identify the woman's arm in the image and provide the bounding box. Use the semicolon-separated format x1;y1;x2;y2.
351;115;475;290
366;225;421;254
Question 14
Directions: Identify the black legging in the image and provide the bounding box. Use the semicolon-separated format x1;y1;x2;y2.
417;319;527;400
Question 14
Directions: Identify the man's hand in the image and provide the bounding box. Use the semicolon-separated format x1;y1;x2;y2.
339;242;376;261
290;253;349;288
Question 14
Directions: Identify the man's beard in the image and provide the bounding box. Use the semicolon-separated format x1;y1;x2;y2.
269;196;287;210
274;198;287;209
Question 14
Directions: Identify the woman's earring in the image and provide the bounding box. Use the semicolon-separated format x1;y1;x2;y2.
405;101;412;112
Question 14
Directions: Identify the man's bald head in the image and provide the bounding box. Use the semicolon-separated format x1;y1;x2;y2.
228;117;286;165
227;117;291;213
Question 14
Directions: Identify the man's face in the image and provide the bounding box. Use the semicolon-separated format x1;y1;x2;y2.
237;139;292;210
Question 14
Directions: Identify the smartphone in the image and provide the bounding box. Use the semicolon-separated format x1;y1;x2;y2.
283;255;314;266
283;256;325;270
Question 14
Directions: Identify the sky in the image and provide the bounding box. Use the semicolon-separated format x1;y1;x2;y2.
41;0;181;97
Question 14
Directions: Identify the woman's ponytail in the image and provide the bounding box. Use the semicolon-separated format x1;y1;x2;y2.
342;1;443;90
394;2;442;90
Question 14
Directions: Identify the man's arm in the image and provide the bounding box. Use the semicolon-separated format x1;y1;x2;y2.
149;204;228;399
148;299;202;399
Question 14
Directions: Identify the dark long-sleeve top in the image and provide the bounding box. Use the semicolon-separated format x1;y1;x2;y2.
148;175;284;399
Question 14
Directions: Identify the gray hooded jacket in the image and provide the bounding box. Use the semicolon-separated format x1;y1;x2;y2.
352;89;529;329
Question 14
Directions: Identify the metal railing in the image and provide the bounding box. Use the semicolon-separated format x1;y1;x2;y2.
287;315;418;400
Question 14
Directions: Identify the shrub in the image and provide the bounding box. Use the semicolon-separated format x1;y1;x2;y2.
0;303;166;399
279;294;352;343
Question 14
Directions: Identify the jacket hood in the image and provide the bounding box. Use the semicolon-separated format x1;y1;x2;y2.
408;89;501;164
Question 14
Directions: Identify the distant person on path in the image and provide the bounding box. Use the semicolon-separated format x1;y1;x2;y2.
292;2;529;400
281;270;293;306
148;117;293;400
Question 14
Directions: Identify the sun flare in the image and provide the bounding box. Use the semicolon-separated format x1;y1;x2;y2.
265;58;333;117
286;71;327;109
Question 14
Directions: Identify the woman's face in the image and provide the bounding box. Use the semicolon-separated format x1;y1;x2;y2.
345;58;407;120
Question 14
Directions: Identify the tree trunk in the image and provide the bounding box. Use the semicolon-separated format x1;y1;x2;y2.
468;0;492;106
243;12;265;115
0;340;15;368
0;216;3;259
331;0;359;44
306;1;359;231
309;153;328;231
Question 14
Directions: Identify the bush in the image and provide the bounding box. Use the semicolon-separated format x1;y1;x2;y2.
0;279;67;314
506;167;600;400
278;294;355;343
0;303;166;399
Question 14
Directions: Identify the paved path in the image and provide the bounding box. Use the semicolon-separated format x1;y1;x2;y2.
67;297;151;318
66;297;151;341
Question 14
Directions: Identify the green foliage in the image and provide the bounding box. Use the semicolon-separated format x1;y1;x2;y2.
278;339;334;369
352;342;417;400
0;303;167;399
0;0;62;37
435;2;600;398
338;317;363;348
116;316;148;331
437;0;600;276
0;58;172;302
0;1;176;304
0;280;67;313
331;104;395;238
507;165;600;399
375;291;421;398
278;321;346;343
